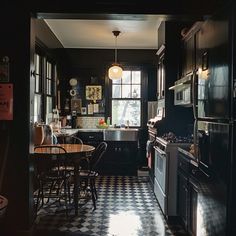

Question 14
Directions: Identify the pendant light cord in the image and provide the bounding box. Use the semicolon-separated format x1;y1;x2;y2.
115;35;117;63
112;30;121;65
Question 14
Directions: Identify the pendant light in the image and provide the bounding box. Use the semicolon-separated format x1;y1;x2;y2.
108;30;123;80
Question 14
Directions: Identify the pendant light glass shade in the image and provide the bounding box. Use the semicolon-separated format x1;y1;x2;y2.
108;31;123;80
108;64;123;80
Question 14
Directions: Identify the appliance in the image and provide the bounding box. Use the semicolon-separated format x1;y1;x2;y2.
153;134;192;218
169;73;192;107
191;13;231;235
146;110;164;185
108;30;123;80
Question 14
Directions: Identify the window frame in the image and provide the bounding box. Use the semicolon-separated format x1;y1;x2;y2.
109;68;143;128
33;44;57;123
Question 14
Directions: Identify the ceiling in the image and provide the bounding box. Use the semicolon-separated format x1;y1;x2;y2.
44;15;162;49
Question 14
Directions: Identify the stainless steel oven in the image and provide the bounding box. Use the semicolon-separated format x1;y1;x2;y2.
154;145;167;214
153;136;191;218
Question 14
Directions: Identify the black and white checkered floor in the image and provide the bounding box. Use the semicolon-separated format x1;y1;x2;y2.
34;176;187;236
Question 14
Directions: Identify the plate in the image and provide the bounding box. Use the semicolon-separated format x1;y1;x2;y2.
69;78;78;86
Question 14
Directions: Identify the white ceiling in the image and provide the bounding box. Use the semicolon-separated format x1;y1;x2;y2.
44;15;162;49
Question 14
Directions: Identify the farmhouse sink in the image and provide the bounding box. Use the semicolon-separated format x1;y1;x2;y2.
104;128;139;141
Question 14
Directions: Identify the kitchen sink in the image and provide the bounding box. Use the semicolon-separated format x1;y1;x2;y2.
104;128;139;141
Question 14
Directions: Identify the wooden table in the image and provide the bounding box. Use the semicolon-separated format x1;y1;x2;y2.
34;143;95;215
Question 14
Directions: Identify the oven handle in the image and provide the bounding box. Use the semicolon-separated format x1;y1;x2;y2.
154;146;166;156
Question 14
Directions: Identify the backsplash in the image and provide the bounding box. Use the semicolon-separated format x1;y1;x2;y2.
77;116;105;129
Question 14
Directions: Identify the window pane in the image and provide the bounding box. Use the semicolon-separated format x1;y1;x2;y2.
35;75;39;93
131;85;141;98
112;85;121;98
122;71;131;84
35;54;40;74
46;96;52;115
132;71;141;84
34;94;42;123
48;63;52;79
112;100;141;126
112;78;121;84
122;85;131;98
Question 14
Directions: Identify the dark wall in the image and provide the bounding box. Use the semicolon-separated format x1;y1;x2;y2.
53;48;158;120
0;1;231;235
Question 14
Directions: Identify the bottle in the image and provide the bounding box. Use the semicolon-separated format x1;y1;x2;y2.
107;117;110;126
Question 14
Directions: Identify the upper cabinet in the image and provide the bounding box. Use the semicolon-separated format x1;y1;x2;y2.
182;33;195;76
156;21;183;116
180;22;203;78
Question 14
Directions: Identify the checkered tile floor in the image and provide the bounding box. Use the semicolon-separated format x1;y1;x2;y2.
33;176;187;236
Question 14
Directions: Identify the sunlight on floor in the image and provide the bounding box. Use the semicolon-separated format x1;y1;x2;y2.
108;210;142;236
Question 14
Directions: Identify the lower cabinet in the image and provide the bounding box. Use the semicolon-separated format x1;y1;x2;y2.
177;171;188;229
177;151;198;236
188;179;198;236
98;141;138;175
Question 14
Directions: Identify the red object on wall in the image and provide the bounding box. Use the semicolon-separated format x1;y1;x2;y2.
0;84;13;120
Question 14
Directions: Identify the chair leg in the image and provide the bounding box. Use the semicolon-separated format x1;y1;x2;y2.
92;179;98;200
90;181;96;210
64;179;68;217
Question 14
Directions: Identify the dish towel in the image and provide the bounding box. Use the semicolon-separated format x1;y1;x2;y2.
146;140;154;168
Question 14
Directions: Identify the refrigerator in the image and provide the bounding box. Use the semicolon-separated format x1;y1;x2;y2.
192;10;232;236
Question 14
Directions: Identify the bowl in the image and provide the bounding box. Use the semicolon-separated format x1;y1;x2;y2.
96;124;109;129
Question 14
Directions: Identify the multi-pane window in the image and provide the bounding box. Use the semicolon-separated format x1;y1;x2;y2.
111;70;141;127
33;49;56;124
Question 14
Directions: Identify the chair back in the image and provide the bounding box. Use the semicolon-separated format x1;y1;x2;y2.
60;135;83;145
33;145;68;178
90;142;107;172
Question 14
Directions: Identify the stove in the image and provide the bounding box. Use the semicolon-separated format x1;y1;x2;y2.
153;133;193;218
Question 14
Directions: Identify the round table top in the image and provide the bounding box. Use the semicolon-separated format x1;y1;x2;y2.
34;144;95;154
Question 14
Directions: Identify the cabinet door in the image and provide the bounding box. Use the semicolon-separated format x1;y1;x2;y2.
183;35;195;76
188;180;198;236
177;171;188;228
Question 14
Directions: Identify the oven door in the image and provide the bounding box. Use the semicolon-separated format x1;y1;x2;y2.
154;145;167;214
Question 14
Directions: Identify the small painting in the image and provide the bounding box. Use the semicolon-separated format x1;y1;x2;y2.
71;98;82;113
85;85;102;102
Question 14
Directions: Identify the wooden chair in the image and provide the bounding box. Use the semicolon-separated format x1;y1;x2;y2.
76;142;107;210
33;145;71;215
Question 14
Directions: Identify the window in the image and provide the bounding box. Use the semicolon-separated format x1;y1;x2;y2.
33;47;57;124
111;70;141;127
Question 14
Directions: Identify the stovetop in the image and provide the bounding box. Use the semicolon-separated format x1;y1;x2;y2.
160;132;193;143
155;132;193;151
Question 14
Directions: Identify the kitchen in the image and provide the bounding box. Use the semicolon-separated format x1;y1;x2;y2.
0;0;236;235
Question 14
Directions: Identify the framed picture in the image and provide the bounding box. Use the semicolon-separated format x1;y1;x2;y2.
87;103;94;115
81;107;87;115
71;98;82;113
85;85;102;102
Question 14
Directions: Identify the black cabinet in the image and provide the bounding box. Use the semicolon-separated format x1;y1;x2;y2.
99;141;138;176
177;170;188;229
77;131;104;147
180;22;202;77
188;178;198;236
177;151;190;229
177;149;198;236
182;34;195;76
